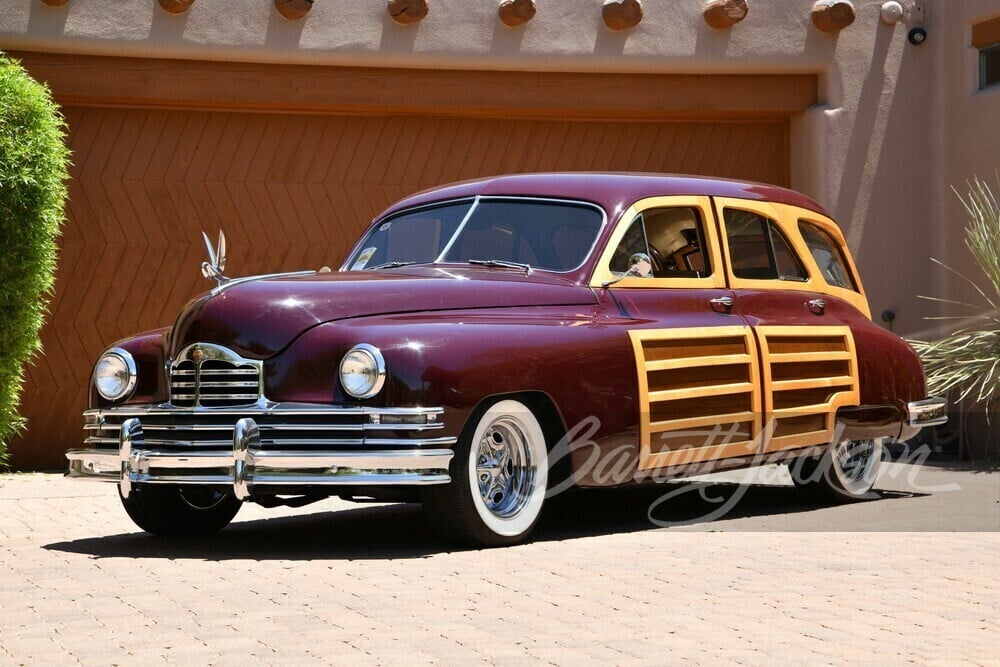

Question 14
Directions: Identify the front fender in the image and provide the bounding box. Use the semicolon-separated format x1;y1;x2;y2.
264;307;638;445
88;328;171;409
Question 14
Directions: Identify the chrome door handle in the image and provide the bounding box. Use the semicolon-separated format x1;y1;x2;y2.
709;296;734;310
807;298;827;314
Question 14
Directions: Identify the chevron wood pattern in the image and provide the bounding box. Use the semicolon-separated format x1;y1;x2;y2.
11;106;789;469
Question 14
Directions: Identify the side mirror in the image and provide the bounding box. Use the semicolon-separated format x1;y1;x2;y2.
601;253;652;288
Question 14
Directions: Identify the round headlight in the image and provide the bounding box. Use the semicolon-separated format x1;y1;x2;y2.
93;348;137;401
339;344;386;399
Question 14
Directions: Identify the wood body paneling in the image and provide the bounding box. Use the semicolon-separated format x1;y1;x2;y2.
757;325;860;452
11;61;795;469
630;326;763;470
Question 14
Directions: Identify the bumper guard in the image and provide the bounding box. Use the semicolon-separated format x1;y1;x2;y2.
906;397;948;428
67;410;455;500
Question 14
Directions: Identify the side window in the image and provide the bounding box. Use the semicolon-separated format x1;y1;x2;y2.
609;215;651;275
610;207;712;278
798;220;858;291
724;209;807;281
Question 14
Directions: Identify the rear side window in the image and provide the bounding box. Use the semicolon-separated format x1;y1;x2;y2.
798;221;858;291
724;209;807;281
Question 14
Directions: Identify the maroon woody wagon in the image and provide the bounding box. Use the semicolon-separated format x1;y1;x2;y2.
68;173;946;546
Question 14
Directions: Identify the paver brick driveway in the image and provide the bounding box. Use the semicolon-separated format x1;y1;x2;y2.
1;461;997;665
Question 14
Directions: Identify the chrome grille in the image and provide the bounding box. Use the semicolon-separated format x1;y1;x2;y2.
169;344;262;407
83;406;449;452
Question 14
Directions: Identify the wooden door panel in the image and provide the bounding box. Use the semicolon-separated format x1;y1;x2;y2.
630;326;762;470
757;325;860;452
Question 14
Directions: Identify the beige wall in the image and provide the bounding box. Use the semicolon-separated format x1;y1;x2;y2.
1;0;998;337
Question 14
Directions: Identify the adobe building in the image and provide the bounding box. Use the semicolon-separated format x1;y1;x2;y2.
2;0;998;467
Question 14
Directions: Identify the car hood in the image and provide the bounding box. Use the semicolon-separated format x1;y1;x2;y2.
169;266;596;358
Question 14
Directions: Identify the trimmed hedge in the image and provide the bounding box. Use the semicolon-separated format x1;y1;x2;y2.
0;55;70;468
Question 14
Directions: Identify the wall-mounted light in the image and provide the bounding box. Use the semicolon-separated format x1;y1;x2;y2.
880;1;903;25
881;309;897;331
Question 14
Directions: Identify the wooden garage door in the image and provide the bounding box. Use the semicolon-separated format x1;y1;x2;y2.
12;107;789;468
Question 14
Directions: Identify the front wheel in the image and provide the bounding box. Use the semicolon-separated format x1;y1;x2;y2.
789;437;884;502
422;399;549;547
120;485;242;536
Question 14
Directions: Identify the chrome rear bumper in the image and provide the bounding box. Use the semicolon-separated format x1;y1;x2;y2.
906;397;948;428
67;404;455;499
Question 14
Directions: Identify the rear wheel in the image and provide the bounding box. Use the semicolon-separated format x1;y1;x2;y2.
789;437;883;502
422;399;548;547
119;485;242;536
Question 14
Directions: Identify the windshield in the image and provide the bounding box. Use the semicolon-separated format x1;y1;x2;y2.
346;198;604;273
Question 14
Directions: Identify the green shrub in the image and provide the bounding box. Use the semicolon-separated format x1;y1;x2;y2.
0;55;70;468
910;177;1000;406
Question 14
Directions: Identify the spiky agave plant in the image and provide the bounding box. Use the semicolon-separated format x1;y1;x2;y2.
910;177;1000;405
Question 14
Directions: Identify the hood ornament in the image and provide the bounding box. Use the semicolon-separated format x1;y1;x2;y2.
200;230;229;286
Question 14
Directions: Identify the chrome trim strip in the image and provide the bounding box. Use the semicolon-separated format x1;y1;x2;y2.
209;270;317;296
906;397;948;427
84;404;444;418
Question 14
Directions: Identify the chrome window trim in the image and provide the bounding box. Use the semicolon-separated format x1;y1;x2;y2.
342;195;608;275
435;195;481;261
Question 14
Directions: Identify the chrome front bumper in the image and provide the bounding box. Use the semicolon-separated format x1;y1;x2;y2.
906;397;948;428
67;404;455;500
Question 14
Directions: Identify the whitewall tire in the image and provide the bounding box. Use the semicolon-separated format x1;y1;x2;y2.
789;437;884;502
423;399;548;546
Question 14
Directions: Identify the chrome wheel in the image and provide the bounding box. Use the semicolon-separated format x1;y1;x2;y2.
829;437;881;496
834;438;877;483
475;416;538;519
423;399;548;545
789;437;883;502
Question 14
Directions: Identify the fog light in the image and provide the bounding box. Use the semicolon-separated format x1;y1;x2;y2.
379;414;428;425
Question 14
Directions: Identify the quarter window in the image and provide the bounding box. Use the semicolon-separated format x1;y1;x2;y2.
609;207;712;278
798;220;858;291
724;209;807;281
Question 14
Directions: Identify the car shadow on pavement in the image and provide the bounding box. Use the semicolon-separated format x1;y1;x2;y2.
43;481;924;561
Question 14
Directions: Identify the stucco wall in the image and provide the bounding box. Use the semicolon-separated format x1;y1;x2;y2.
1;0;998;338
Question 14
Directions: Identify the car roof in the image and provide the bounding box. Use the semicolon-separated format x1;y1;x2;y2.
378;172;830;220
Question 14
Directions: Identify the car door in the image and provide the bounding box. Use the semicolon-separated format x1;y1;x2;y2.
591;196;765;472
712;197;863;454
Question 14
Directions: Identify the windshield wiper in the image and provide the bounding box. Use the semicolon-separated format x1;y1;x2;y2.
366;261;417;271
468;259;533;276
